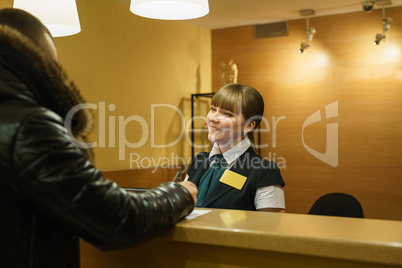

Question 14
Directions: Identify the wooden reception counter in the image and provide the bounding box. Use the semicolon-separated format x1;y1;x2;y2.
80;209;402;268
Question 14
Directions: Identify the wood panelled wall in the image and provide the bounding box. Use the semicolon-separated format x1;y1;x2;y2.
212;7;402;221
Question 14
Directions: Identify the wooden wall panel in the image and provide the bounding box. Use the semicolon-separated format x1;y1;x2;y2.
212;7;402;221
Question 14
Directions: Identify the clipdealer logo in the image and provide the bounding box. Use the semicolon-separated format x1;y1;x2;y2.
64;100;339;168
302;100;339;167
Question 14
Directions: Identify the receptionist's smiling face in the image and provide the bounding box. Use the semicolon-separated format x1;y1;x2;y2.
206;105;245;152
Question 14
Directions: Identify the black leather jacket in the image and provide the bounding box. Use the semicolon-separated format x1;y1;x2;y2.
0;25;194;268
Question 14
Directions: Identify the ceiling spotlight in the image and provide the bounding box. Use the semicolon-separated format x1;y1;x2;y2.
307;27;316;42
298;9;316;53
298;42;310;53
383;17;393;32
362;1;375;13
374;33;384;45
373;1;393;45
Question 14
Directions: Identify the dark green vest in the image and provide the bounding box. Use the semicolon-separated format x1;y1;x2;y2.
187;147;285;211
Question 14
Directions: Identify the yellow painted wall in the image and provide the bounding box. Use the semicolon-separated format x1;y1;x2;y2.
212;7;402;220
55;0;211;170
0;1;12;9
60;0;211;170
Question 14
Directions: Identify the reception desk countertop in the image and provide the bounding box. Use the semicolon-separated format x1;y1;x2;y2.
169;209;402;266
81;209;402;268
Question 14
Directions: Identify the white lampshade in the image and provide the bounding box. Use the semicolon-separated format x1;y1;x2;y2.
13;0;81;37
130;0;209;20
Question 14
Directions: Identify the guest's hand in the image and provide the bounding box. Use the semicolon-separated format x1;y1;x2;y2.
178;181;198;205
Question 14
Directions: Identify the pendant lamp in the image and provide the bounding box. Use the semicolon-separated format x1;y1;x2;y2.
13;0;81;37
130;0;209;20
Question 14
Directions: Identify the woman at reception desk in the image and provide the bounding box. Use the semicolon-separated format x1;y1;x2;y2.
185;84;286;212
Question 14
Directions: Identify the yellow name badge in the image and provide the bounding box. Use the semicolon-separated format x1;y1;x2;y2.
219;170;247;190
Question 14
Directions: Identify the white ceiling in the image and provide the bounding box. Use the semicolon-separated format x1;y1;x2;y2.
118;0;402;29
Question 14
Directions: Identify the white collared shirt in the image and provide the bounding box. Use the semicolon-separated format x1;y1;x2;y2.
185;138;285;210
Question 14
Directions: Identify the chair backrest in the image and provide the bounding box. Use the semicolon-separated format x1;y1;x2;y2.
308;193;364;218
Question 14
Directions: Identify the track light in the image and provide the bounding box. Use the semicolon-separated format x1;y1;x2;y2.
298;9;316;53
374;33;384;45
307;27;317;42
362;1;375;13
383;17;393;32
373;1;393;45
298;42;309;53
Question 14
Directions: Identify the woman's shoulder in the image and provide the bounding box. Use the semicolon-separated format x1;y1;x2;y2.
194;151;209;160
236;147;280;170
188;152;209;168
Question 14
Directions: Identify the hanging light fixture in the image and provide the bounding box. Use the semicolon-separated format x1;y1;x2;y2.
298;9;316;53
13;0;81;37
373;2;393;45
130;0;209;20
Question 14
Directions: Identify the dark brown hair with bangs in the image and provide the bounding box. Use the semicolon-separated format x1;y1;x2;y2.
211;83;264;146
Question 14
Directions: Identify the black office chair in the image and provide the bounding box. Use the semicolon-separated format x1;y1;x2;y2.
308;193;365;218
